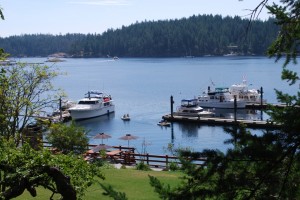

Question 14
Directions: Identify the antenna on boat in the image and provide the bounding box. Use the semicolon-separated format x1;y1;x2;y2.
210;78;215;86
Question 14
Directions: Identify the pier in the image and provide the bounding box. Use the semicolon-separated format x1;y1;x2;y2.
162;114;281;129
165;95;287;129
35;110;71;123
245;103;291;110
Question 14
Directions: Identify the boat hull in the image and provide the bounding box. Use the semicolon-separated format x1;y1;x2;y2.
121;117;130;121
198;101;246;109
69;105;115;120
157;122;171;127
173;111;214;117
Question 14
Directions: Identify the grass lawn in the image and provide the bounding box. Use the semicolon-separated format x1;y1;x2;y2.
14;167;183;200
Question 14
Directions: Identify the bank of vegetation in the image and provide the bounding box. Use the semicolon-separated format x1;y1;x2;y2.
0;14;279;58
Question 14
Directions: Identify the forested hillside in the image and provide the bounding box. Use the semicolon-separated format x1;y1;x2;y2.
0;14;279;57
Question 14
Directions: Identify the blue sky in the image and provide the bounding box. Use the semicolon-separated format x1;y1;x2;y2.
1;0;279;37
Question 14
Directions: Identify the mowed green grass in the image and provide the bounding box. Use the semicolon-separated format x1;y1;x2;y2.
14;168;183;200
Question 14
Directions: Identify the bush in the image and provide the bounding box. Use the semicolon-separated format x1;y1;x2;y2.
168;162;179;171
136;162;151;171
46;121;88;154
91;158;106;167
120;165;127;169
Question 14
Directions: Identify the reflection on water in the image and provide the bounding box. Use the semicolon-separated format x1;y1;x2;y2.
178;123;200;137
165;108;267;153
173;108;265;139
171;123;175;144
209;108;264;120
75;113;115;135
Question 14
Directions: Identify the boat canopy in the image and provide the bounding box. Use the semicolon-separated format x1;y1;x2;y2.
181;99;198;107
215;87;229;91
85;91;104;98
85;91;103;95
181;99;197;103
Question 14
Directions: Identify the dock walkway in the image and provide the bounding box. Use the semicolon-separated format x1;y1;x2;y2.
245;103;292;110
162;114;281;129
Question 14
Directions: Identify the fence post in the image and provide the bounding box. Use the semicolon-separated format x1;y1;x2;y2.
147;153;149;165
166;155;169;167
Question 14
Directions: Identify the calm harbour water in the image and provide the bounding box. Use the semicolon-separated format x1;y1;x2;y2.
21;56;298;155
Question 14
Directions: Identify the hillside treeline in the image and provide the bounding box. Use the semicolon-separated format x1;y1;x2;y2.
0;14;279;57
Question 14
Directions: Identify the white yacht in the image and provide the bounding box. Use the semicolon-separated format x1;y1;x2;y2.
174;99;214;117
198;86;246;109
69;91;115;120
229;79;266;104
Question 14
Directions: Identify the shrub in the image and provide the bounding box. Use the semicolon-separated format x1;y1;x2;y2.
168;162;179;171
136;162;151;171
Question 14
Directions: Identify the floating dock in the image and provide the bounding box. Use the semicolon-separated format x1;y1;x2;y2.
162;114;281;129
165;96;288;129
245;103;267;109
245;103;291;110
35;111;71;123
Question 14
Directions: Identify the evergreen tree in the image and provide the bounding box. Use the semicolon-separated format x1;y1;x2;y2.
149;1;300;199
0;15;279;58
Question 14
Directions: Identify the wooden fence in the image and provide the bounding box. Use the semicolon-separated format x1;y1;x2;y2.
42;143;206;168
132;153;206;168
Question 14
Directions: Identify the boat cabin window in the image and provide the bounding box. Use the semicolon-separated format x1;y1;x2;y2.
78;100;99;104
190;110;198;113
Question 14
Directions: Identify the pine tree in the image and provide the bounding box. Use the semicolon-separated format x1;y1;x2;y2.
149;1;300;199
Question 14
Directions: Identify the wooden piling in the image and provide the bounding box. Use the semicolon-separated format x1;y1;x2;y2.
170;96;174;118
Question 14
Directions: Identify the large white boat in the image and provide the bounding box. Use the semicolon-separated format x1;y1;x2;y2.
229;79;266;104
174;99;214;117
69;91;115;120
197;86;246;109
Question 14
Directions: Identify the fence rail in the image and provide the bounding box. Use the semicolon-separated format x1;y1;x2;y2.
42;142;206;168
120;152;206;168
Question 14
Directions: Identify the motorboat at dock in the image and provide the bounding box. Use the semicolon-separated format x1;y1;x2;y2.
198;86;246;109
229;79;266;104
68;91;115;120
174;99;214;117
